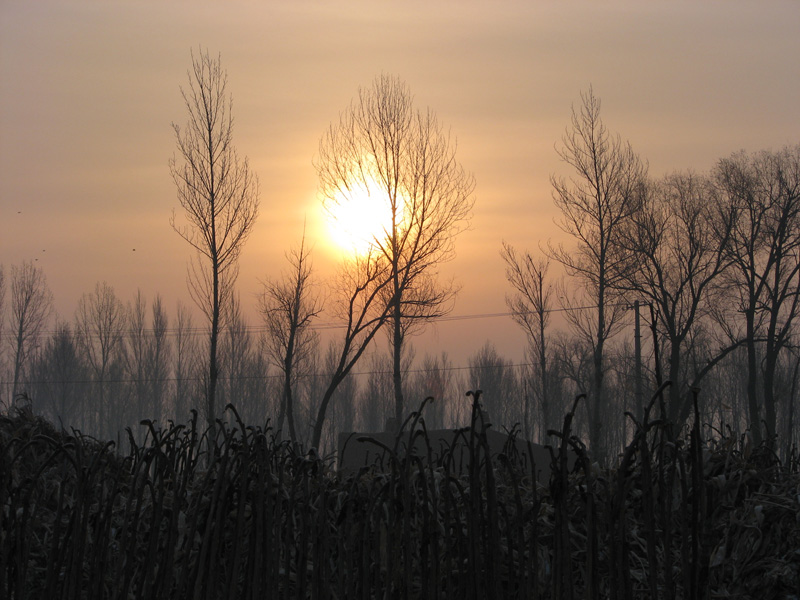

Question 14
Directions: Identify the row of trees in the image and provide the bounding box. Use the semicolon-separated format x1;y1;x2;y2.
503;88;800;457
2;50;797;461
1;264;795;460
0;269;521;452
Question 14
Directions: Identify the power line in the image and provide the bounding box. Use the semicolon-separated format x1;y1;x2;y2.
1;300;638;388
0;301;630;342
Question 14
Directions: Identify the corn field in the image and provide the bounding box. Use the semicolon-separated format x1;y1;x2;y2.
2;389;799;599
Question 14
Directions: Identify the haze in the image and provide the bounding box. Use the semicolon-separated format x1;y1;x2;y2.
2;0;799;367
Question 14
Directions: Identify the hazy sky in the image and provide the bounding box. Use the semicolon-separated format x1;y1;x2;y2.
2;1;799;366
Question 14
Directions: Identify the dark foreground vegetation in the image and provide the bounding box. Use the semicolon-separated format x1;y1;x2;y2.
2;391;799;600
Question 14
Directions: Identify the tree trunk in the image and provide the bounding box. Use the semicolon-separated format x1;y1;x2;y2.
208;255;220;436
762;288;785;445
762;351;778;444
538;305;548;436
668;338;689;426
591;292;606;459
633;301;643;421
591;340;604;458
745;310;762;444
12;326;23;400
284;363;297;443
392;284;404;423
312;385;338;450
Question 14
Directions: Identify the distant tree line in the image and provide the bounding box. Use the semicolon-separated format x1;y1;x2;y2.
1;60;797;462
0;274;515;454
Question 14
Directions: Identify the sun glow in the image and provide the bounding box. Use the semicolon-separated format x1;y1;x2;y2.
326;183;394;255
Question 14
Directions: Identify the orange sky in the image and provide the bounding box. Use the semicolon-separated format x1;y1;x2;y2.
2;1;799;367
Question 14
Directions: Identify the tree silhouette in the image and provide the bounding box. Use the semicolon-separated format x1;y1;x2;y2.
547;87;647;458
169;49;259;428
501;243;555;438
259;233;322;442
616;172;734;425
8;261;52;400
311;248;393;449
316;74;474;423
715;145;800;443
75;282;125;439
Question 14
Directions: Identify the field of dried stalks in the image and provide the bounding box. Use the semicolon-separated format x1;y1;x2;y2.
2;393;799;599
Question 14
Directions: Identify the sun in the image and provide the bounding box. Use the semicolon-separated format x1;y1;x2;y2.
325;183;394;255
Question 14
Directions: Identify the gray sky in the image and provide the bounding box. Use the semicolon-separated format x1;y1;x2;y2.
2;1;799;365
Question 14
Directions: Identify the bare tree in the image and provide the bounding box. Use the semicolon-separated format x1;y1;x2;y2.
547;87;647;457
501;243;554;437
715;145;800;443
258;234;323;442
311;248;393;449
75;282;125;438
616;172;734;425
316;74;475;423
169;48;259;429
8;261;53;400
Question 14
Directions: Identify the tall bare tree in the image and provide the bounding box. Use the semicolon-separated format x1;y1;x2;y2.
258;233;323;442
547;87;647;457
501;243;554;437
616;172;734;425
170;49;259;427
316;74;475;423
715;145;800;443
8;261;53;400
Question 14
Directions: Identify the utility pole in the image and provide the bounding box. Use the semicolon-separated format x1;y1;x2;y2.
633;300;643;421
